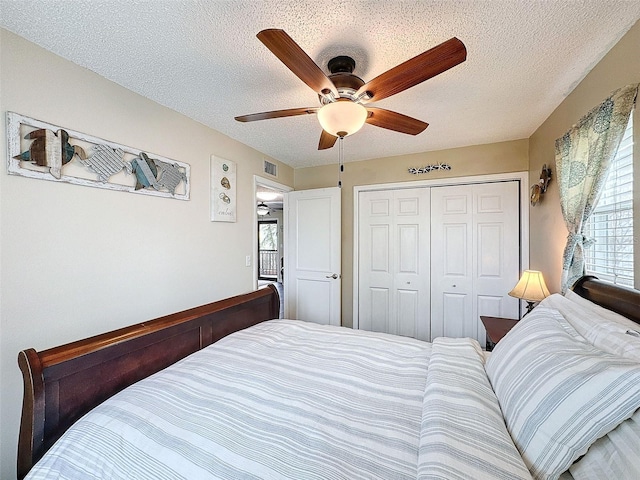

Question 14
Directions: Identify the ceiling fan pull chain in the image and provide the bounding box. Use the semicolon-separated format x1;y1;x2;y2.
338;137;344;188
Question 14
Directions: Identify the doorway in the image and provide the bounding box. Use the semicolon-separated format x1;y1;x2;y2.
254;176;292;317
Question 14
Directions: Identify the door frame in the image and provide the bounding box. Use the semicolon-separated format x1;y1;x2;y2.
253;175;293;294
352;171;530;330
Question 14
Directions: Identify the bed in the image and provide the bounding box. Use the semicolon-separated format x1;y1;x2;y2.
17;277;640;480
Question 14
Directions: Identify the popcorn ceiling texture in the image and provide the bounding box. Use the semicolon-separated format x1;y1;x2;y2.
1;0;639;168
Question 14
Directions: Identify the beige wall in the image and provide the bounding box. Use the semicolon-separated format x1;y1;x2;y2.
529;20;640;293
295;139;529;327
0;29;293;478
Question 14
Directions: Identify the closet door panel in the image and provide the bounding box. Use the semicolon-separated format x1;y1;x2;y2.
441;292;472;337
431;186;473;339
393;189;430;341
367;287;390;333
358;188;430;340
358;191;394;332
432;181;520;345
473;182;520;336
396;289;418;338
370;224;390;272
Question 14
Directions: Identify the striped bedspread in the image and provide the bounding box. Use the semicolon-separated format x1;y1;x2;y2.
418;338;532;479
26;320;529;480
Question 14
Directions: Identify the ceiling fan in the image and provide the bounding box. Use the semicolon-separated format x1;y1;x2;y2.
235;29;467;150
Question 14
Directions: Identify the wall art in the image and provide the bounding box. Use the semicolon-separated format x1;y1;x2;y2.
408;163;452;174
6;112;190;200
211;155;237;222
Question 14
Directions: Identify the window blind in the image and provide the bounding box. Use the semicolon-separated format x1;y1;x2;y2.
585;113;634;286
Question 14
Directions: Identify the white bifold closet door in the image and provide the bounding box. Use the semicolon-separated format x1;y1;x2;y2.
357;181;520;346
430;182;520;344
357;188;431;341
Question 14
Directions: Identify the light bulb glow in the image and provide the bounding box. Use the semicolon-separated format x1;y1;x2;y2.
317;101;367;137
508;270;550;301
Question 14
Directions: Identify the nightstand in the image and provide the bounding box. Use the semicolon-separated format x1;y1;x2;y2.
480;316;519;351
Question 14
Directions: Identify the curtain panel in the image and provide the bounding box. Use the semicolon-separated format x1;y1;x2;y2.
555;83;638;293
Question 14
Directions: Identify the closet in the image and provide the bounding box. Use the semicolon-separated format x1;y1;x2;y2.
356;179;521;346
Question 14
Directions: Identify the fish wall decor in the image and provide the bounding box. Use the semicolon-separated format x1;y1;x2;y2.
7;112;190;200
13;128;86;179
131;152;159;190
82;145;131;182
155;159;188;195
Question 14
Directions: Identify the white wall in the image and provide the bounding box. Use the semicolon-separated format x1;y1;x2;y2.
0;29;293;479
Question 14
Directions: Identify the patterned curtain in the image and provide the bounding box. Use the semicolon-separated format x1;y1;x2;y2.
555;83;638;293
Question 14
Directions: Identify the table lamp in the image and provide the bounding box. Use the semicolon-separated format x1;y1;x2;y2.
509;270;550;315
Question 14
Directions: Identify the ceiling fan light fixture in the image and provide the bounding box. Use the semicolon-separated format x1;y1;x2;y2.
256;202;270;216
317;101;367;138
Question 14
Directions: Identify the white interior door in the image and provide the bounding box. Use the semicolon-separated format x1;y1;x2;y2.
285;187;341;326
357;188;431;340
431;181;520;345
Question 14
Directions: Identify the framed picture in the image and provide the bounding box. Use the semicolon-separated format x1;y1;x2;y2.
211;155;236;222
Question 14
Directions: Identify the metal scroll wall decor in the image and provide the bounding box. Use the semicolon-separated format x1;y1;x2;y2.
408;163;452;174
530;164;552;206
6;112;190;200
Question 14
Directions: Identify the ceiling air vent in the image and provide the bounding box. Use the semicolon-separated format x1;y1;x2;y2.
264;160;277;177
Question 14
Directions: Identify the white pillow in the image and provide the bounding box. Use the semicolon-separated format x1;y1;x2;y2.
564;289;640;331
569;409;640;480
485;307;640;480
540;293;640;362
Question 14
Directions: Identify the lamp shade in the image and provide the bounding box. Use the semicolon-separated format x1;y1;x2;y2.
508;270;550;301
317;101;367;137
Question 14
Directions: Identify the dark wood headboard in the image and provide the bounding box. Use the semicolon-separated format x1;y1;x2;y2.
17;285;279;479
16;276;640;478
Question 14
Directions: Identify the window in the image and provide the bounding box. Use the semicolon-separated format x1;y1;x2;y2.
258;220;278;279
584;112;634;286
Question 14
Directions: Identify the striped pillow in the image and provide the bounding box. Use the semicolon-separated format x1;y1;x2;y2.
540;293;640;361
485;307;640;480
569;409;640;480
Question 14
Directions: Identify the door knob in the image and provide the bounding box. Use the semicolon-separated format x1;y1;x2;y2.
326;273;339;279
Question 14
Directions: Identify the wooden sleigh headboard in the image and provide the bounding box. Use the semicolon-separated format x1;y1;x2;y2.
17;285;280;479
16;276;640;478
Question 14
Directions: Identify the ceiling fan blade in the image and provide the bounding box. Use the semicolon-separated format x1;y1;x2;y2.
235;107;318;122
318;130;338;150
257;29;339;97
356;37;466;103
365;107;429;135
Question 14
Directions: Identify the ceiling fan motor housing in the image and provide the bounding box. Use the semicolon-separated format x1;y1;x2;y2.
320;56;365;104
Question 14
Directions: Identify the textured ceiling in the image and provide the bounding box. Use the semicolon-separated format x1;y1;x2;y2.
1;1;639;169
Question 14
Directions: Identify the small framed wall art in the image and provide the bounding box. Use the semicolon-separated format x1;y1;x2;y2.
211;155;237;222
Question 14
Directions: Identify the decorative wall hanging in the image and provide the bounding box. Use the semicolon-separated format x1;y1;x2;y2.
530;164;552;206
6;112;190;200
210;155;237;222
408;163;452;174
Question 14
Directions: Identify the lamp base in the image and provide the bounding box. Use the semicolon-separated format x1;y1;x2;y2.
523;301;536;316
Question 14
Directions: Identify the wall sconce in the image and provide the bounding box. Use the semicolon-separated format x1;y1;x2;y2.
509;270;550;315
530;164;552;206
